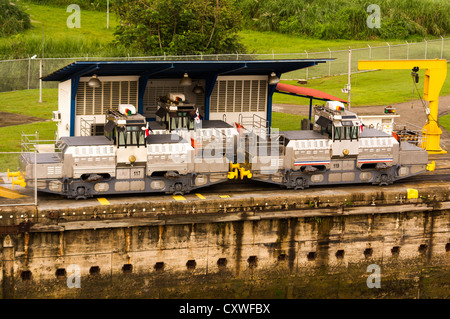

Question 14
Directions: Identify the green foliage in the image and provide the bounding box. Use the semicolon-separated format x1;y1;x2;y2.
440;114;450;133
239;0;450;40
0;0;32;37
22;0;107;10
112;0;245;55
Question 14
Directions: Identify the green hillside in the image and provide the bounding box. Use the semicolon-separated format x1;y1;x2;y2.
1;0;448;58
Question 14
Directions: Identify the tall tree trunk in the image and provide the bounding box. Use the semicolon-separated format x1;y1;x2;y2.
206;0;219;49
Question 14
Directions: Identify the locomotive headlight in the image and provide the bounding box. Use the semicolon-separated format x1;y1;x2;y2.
343;149;349;156
129;155;136;164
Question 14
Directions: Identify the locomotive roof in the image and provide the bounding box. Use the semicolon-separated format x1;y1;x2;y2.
280;130;328;141
200;120;233;129
146;133;189;145
360;128;391;138
60;136;114;146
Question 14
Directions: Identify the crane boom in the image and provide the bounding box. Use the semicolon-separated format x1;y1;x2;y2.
358;59;447;154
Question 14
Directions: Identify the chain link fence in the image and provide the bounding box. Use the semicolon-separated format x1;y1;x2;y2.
0;37;448;93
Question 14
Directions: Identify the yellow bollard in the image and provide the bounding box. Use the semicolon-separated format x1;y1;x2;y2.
227;169;239;180
230;163;241;170
12;177;26;189
426;161;435;172
239;167;252;180
7;169;20;181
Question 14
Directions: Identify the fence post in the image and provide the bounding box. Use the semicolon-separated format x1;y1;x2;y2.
27;56;31;90
386;42;390;60
328;48;331;76
406;41;409;60
305;50;308;80
38;59;43;103
440;36;444;59
347;47;351;110
368;44;371;60
424;38;427;59
34;150;37;206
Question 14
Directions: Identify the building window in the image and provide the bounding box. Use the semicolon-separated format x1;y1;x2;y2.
76;80;138;116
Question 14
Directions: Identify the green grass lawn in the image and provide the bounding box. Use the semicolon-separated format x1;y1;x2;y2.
0;1;122;58
0;88;58;118
440;114;450;133
239;30;410;54
274;64;450;107
0;88;58;155
272;112;306;131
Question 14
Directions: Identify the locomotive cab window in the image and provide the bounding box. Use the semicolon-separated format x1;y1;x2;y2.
117;126;146;148
333;124;358;141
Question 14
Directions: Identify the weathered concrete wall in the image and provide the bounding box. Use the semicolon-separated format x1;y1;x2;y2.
1;210;449;299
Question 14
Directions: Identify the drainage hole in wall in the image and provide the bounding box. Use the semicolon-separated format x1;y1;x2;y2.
307;252;316;261
446;243;450;253
248;256;258;268
122;264;133;274
217;258;227;268
364;248;373;258
418;244;428;255
277;254;287;261
186;260;197;270
21;270;32;281
154;262;165;272
335;250;345;260
55;268;67;279
391;246;400;257
89;266;100;276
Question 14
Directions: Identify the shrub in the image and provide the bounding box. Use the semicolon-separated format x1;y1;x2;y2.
0;0;32;37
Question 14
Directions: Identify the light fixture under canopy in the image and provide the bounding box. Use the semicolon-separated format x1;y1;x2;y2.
180;73;192;86
88;74;101;88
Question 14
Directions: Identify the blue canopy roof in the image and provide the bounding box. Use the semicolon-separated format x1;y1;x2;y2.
42;59;331;82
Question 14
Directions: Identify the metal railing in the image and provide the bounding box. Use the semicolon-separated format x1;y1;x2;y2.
21;131;57;153
1;37;448;93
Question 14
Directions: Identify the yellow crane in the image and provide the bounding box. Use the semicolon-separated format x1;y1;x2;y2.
358;59;447;154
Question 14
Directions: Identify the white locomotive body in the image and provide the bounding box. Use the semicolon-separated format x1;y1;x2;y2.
19;102;428;199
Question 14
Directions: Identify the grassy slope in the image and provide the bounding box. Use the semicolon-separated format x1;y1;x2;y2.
440;114;450;132
274;64;450;107
239;30;409;54
0;89;57;152
0;2;119;58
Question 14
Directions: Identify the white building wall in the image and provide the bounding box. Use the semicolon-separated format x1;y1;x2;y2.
57;79;72;139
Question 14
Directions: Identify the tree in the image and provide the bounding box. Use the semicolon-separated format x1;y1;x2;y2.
112;0;244;55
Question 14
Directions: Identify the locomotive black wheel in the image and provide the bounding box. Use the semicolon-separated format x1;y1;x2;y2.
378;173;393;186
294;177;306;190
173;182;184;196
75;186;87;200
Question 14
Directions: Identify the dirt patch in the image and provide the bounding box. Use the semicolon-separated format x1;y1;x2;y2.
0;111;48;128
273;94;450;149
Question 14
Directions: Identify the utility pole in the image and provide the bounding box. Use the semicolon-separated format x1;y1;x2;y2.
39;24;44;103
107;0;109;29
347;47;351;110
39;58;43;103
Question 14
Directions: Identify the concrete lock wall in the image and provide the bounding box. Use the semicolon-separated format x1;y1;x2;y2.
1;210;449;298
